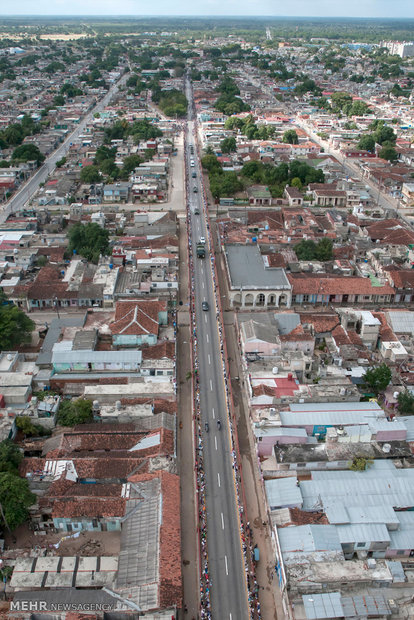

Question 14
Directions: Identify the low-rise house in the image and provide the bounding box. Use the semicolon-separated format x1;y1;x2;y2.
103;182;130;202
110;299;168;347
289;274;395;305
247;185;272;206
312;188;347;207
284;186;303;207
224;244;292;308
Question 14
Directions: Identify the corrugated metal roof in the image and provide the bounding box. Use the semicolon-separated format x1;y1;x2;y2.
280;409;385;427
289;401;382;413
368;418;407;432
303;592;343;619
341;594;390;617
386;560;406;583
52;350;142;364
300;465;414;511
386;310;414;335
129;432;161;452
401;415;414;441
336;522;390;544
265;477;302;509
279;524;342;553
389;511;414;550
254;426;307;438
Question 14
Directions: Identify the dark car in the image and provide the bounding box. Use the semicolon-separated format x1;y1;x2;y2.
192;172;196;178
202;301;209;311
193;187;198;193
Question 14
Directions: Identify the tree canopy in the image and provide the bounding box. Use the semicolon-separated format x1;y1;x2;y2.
12;143;45;165
294;238;333;261
397;391;414;415
220;137;237;153
57;399;93;426
67;222;110;263
357;135;376;152
283;129;299;144
0;440;22;475
0;291;34;350
0;472;35;531
363;364;392;394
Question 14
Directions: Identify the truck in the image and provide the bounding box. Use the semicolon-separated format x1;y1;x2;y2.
196;243;206;258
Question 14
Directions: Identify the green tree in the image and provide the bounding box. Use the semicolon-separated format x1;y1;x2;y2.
283;129;299;144
0;440;22;474
349;456;373;472
15;417;50;438
220;137;237;153
379;145;398;162
315;238;333;261
291;177;302;189
80;165;101;184
55;157;67;168
12;144;45;165
0;472;35;531
372;122;397;146
0;291;34;349
67;222;110;263
201;154;223;174
358;135;376;152
122;154;144;176
363;364;392;395
397;391;414;414
57;399;93;426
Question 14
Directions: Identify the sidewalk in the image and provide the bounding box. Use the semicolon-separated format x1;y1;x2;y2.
212;239;285;620
177;215;199;618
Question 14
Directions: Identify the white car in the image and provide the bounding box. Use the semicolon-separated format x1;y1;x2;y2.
190;160;195;167
199;236;206;244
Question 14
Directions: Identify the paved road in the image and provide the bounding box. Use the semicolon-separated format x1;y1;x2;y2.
185;81;249;620
2;73;128;223
293;117;401;215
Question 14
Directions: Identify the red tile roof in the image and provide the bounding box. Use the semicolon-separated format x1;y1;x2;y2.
385;269;414;290
110;299;167;336
142;341;175;360
289;274;394;296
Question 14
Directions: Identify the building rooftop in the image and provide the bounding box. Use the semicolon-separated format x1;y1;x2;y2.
225;244;290;290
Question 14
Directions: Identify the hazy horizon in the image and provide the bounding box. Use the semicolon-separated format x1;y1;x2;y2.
1;1;414;19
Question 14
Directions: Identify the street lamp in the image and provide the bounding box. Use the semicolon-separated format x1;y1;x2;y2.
54;296;60;320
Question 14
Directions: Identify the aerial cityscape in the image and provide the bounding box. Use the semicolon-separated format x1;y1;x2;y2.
0;9;414;620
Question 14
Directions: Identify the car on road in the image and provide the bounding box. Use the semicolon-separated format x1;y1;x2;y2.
193;187;198;193
190;160;195;167
202;301;209;311
194;207;200;214
192;172;196;178
199;236;205;244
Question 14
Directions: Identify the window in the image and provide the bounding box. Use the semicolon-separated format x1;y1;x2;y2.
357;542;365;548
396;550;406;556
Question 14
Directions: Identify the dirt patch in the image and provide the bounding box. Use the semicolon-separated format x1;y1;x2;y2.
4;524;121;558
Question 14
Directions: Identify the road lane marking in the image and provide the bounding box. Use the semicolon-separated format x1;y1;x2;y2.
221;512;224;529
205;315;207;323
202;281;204;289
206;334;209;342
230;614;232;620
210;379;213;391
208;354;211;365
224;555;228;575
212;408;215;419
217;473;221;487
215;436;218;450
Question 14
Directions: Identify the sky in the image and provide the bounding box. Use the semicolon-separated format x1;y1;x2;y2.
1;0;414;17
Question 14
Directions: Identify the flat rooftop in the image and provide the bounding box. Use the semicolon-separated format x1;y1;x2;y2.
225;244;290;290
